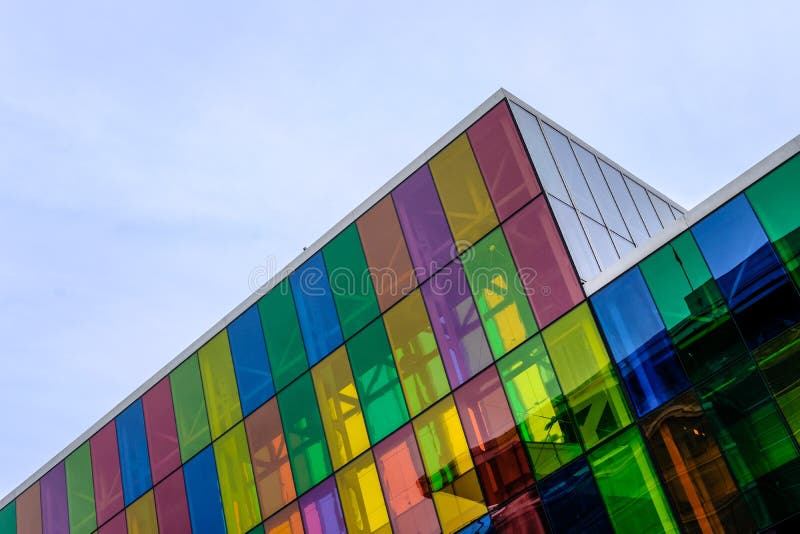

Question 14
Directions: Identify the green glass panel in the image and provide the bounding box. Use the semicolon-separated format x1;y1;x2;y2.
541;304;632;449
65;442;96;534
696;354;798;486
0;502;15;534
258;280;308;391
461;228;537;359
322;223;380;339
278;372;333;495
198;330;243;439
740;456;800;529
248;526;265;534
345;319;409;444
170;353;212;462
589;427;679;533
753;324;800;444
640;232;748;382
496;335;582;479
747;154;800;285
214;423;262;533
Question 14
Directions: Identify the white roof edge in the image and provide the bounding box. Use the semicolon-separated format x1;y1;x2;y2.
503;89;689;212
583;134;800;297
0;87;511;509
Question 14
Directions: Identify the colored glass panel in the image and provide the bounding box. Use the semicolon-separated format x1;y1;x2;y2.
199;329;243;440
496;335;581;479
747;154;800;285
640;232;748;383
692;194;800;348
542;304;632;449
589;427;679;533
740;457;800;528
142;378;180;485
336;451;391;534
0;502;14;534
373;425;439;534
753;324;800;442
488;487;549;533
429;134;499;252
323;223;380;339
467;101;541;221
383;291;450;417
461;228;538;358
539;457;613;534
279;373;333;495
16;482;41;534
641;391;754;533
153;469;191;534
170;353;212;463
214;422;261;533
454;366;534;506
125;491;157;534
184;446;226;534
116;399;152;506
259;280;308;391
696;354;798;487
592;268;690;415
40;463;68;534
393;165;456;281
299;476;346;534
228;305;275;417
421;261;492;388
90;421;123;525
97;512;126;534
357;196;418;311
312;346;370;469
346;319;409;444
245;398;296;518
263;502;303;534
65;442;96;534
503;196;584;328
413;396;487;534
291;252;344;366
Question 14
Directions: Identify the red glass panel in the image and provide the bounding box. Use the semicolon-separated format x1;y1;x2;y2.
142;377;181;484
97;512;127;534
154;469;191;534
489;487;549;533
90;421;124;525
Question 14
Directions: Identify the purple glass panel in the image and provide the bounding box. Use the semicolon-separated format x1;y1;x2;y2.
40;463;68;534
421;260;492;387
299;476;346;534
393;166;456;282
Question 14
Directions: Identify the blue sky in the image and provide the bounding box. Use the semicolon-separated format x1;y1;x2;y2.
1;1;798;497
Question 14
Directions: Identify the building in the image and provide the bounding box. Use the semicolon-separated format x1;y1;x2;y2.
1;88;799;533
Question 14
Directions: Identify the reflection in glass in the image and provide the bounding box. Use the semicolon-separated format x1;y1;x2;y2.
549;197;600;281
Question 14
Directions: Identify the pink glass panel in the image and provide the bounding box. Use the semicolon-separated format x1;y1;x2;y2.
142;377;181;484
490;487;549;533
373;425;439;534
154;469;191;534
98;512;127;534
40;463;68;534
454;366;534;506
503;197;584;327
90;421;124;525
468;101;542;221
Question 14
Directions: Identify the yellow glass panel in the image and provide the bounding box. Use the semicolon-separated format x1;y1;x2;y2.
383;291;450;417
412;396;487;533
336;451;391;534
214;423;262;533
125;491;157;534
198;330;243;439
429;134;499;251
312;346;370;470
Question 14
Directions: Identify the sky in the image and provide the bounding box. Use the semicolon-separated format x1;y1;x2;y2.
1;1;798;497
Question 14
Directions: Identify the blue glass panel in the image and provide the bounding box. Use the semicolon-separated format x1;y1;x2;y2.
290;252;344;366
692;195;800;348
456;514;493;534
228;305;274;416
184;446;227;534
591;268;690;415
116;398;152;505
540;457;613;534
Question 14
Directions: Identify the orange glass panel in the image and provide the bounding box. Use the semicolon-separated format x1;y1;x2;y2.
16;482;41;534
262;502;303;534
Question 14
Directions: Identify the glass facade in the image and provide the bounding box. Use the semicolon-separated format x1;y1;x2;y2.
4;94;800;534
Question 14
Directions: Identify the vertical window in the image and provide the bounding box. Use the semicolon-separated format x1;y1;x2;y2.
539;457;613;533
625;177;662;235
227;305;274;417
263;502;303;534
198;330;242;440
259;279;308;391
90;422;124;525
183;447;226;534
549;197;600;281
116;400;152;506
125;491;157;534
298;477;346;534
336;451;391;534
153;469;191;534
40;463;68;534
169;354;211;463
214;423;261;533
65;442;96;534
572;141;629;239
142;378;181;485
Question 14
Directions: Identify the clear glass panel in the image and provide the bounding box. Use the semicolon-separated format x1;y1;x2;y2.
649;192;676;226
549;196;600;282
580;214;619;270
336;451;391;534
598;159;649;245
509;103;569;202
541;122;602;221
572;141;629;238
670;205;683;219
610;232;635;258
626;177;662;235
